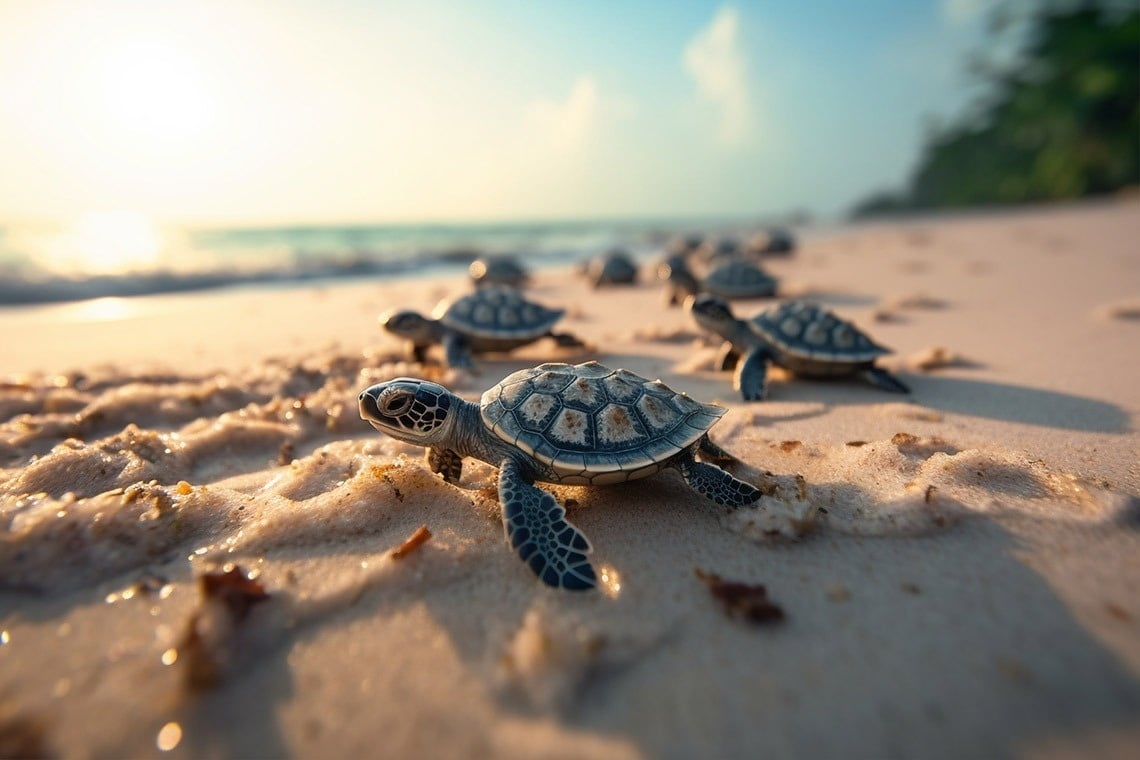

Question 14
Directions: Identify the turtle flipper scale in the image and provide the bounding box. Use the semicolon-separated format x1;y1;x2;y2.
427;447;463;483
498;458;596;591
735;348;771;401
677;454;762;508
862;366;910;394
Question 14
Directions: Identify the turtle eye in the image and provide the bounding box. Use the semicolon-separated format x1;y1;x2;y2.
379;389;414;416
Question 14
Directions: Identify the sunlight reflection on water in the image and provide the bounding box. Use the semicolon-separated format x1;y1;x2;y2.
55;296;138;322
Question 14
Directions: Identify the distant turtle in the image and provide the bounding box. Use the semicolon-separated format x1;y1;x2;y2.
688;295;910;400
748;227;796;256
694;237;742;264
666;233;704;257
469;256;529;288
662;258;778;306
380;287;584;368
585;249;638;288
358;361;764;590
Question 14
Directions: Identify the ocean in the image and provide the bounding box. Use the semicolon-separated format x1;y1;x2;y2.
0;215;785;306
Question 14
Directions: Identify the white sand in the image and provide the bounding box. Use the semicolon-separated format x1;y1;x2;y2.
1;199;1138;758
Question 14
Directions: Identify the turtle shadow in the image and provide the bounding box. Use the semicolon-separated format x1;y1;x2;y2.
168;648;295;760
780;289;879;308
748;373;1130;434
906;375;1132;433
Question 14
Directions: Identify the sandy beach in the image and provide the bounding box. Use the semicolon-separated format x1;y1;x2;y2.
1;199;1138;758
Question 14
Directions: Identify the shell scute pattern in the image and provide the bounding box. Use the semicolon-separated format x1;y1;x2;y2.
497;378;533;410
548;407;593;448
437;288;563;340
601;371;644;403
753;302;887;362
596;403;648;445
481;362;725;479
635;392;676;432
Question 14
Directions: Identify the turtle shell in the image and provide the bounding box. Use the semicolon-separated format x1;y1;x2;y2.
588;251;637;285
750;301;889;363
469;257;528;287
702;259;777;298
435;287;562;340
481;361;725;485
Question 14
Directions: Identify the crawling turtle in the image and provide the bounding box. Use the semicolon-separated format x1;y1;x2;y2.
358;361;764;590
585;249;638;288
663;257;778;306
469;256;529;288
380;287;584;369
747;227;796;256
689;295;910;400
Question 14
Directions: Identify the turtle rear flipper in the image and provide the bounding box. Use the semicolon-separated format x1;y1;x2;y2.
676;453;762;507
862;366;910;394
735;348;771;401
697;434;738;464
498;458;596;591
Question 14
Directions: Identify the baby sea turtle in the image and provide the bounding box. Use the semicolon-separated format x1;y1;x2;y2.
381;287;584;369
747;227;796;256
688;295;910;400
358;361;764;590
585;249;638;288
663;258;778;306
469;256;529;288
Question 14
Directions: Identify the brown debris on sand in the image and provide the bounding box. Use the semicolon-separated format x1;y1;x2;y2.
695;569;785;625
178;564;272;692
390;525;432;559
903;346;977;372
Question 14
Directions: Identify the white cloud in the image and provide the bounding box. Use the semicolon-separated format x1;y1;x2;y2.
941;0;987;26
683;6;752;148
525;75;599;152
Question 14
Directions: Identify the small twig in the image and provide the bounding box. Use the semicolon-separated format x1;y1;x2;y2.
390;525;432;560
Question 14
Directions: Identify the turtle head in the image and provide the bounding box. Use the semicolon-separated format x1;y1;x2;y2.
658;255;697;294
687;294;738;338
379;309;436;343
358;378;455;446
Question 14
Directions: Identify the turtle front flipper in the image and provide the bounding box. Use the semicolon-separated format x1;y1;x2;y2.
676;452;763;507
735;348;771;401
862;366;910;394
427;447;463;483
441;331;473;368
714;341;740;371
498;458;596;591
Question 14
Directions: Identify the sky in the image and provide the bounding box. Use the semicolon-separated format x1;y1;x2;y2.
0;0;996;225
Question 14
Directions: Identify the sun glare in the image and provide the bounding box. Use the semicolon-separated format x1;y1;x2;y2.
95;41;215;143
61;212;163;275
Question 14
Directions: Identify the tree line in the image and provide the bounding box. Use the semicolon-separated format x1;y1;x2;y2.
852;1;1138;217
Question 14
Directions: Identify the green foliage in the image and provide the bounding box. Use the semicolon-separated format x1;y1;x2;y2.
853;1;1139;217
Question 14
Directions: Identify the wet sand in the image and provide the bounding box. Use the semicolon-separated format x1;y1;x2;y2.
1;199;1138;758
